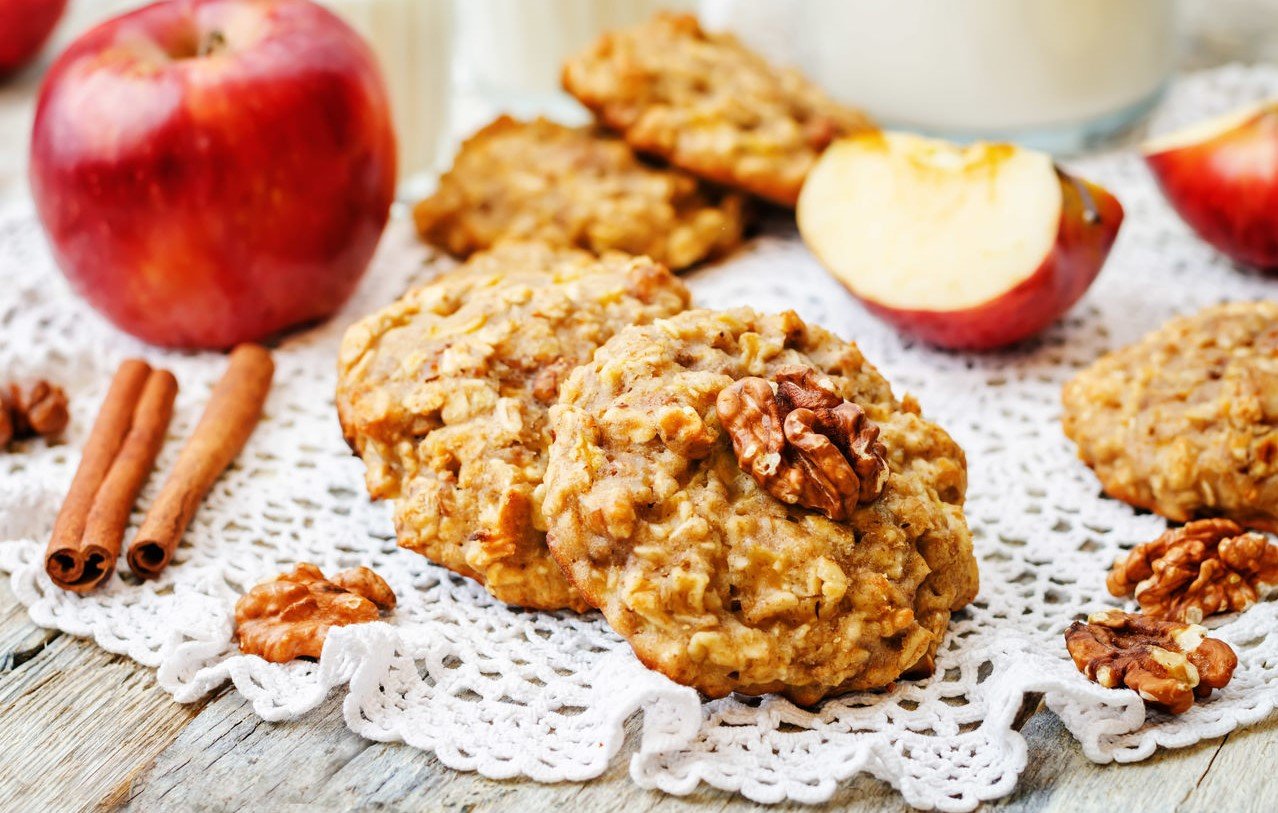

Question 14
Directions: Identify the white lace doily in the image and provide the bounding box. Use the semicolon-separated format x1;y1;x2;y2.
4;66;1278;811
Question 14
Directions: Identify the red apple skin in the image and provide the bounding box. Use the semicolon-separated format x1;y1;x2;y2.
29;0;396;349
0;0;67;75
1145;107;1278;270
853;173;1124;351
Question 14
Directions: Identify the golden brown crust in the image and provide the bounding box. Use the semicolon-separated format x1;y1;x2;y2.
336;242;691;611
412;116;745;271
541;308;977;702
561;13;875;207
1062;302;1278;532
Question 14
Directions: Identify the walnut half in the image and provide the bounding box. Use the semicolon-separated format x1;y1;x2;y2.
1;380;70;448
1064;609;1237;714
716;365;888;520
1107;519;1278;623
235;563;396;662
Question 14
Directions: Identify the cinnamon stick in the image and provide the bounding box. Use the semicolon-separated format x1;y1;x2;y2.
127;344;274;580
45;359;151;592
76;369;179;587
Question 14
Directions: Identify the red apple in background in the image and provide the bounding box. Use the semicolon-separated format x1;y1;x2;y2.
797;132;1124;351
0;0;67;75
1144;102;1278;270
29;0;396;349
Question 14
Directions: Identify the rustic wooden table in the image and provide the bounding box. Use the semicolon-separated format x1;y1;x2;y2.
3;23;1278;813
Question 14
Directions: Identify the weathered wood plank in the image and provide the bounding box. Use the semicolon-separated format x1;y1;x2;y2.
0;582;210;813
0;589;59;674
995;708;1224;813
118;692;369;812
1178;716;1278;813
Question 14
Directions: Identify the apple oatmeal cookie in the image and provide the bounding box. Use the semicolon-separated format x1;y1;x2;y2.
541;308;978;702
336;242;691;611
413;117;745;271
561;13;875;207
1063;301;1278;532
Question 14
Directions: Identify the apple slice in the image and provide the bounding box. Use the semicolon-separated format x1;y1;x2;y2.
1144;102;1278;270
797;132;1124;350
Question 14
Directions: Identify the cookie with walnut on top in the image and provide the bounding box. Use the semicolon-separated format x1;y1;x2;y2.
540;307;978;703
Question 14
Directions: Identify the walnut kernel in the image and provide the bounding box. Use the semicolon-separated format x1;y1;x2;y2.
716;365;888;520
1;381;70;447
1064;609;1237;714
235;563;396;662
1107;519;1278;623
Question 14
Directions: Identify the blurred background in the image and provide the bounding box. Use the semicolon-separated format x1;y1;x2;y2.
0;0;1275;200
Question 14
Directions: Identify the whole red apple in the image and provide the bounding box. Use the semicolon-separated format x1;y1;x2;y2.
1144;103;1278;270
0;0;66;75
29;0;397;349
798;132;1124;350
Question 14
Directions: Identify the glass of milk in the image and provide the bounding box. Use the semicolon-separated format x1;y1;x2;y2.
702;0;1181;152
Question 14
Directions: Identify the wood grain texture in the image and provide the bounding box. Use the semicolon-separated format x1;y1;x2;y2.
1177;718;1278;813
0;583;209;813
997;706;1221;813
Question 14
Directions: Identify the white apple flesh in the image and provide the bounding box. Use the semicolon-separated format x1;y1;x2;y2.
798;132;1124;350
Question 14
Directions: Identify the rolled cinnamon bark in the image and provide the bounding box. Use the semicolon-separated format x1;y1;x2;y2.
75;369;179;589
127;345;274;580
45;359;151;592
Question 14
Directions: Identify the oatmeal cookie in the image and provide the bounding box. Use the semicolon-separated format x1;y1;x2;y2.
541;308;977;702
1063;302;1278;532
337;242;691;611
561;13;875;207
413;117;744;271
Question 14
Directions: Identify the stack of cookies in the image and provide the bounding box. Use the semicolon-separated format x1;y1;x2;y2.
337;246;979;703
338;13;978;704
413;13;876;273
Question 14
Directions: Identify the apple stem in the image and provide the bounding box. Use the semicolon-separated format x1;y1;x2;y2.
1059;169;1101;225
1077;184;1100;225
199;31;227;58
